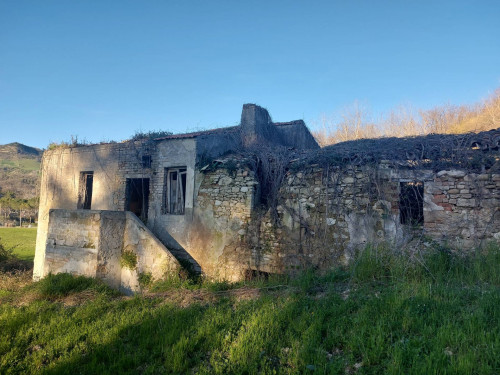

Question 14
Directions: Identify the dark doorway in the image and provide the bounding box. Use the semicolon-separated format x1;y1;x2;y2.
399;181;424;226
125;178;150;220
78;172;94;209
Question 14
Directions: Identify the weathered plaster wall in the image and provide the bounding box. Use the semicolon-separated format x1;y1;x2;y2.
44;209;180;293
35;144;124;280
275;121;320;150
35;137;251;282
34;139;192;281
196;131;241;164
45;210;102;278
121;212;181;293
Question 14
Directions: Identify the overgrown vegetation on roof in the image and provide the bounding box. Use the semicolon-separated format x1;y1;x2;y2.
47;135;90;150
129;130;173;141
297;128;500;173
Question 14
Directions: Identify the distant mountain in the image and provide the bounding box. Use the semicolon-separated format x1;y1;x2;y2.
0;142;42;157
0;143;42;199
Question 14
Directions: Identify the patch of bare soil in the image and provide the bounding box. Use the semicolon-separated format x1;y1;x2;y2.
144;285;292;308
57;290;101;307
0;269;32;292
143;286;264;307
0;269;34;306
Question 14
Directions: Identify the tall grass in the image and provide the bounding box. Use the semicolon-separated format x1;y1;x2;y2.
0;244;499;374
350;242;500;285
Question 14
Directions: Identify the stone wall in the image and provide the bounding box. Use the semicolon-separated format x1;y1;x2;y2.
189;165;256;280
242;164;401;274
44;209;180;293
189;163;401;277
197;163;500;277
424;171;500;248
255;166;500;274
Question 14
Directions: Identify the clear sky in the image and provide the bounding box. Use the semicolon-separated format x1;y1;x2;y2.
1;0;499;149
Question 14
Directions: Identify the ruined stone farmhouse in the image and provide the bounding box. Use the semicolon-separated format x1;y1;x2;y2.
34;104;500;292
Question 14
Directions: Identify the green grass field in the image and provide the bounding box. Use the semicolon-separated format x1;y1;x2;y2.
0;244;499;374
0;227;37;261
0;158;40;171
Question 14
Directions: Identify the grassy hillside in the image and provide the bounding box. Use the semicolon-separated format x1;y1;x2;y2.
1;244;499;374
0;142;41;199
0;158;40;171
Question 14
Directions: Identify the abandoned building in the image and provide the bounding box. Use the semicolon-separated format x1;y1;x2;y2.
34;104;500;293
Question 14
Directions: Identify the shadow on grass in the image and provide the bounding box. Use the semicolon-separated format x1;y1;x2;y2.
20;283;500;374
2;245;500;374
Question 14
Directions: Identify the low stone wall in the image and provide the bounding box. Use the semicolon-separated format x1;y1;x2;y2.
43;209;180;293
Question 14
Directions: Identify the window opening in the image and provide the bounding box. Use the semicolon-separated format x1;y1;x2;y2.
78;172;94;209
142;155;152;168
163;167;187;214
125;178;150;220
399;181;424;226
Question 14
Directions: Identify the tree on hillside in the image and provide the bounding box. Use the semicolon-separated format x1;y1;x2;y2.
0;192;38;226
313;101;381;146
380;105;421;137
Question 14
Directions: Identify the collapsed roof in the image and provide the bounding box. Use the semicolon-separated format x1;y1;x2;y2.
298;128;500;172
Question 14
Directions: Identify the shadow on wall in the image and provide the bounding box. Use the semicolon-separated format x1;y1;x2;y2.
151;226;202;276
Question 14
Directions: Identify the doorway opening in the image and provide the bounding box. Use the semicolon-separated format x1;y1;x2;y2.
125;178;150;220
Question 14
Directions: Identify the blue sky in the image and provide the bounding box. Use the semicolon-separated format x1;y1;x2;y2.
1;0;499;149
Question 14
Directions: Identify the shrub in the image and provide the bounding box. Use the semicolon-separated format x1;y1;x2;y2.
0;238;13;262
130;130;173;141
120;250;137;270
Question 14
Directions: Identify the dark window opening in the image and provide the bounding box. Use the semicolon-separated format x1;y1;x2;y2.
126;178;150;220
78;172;94;209
244;269;271;281
399;181;424;226
256;160;269;206
163;167;187;214
142;155;152;168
